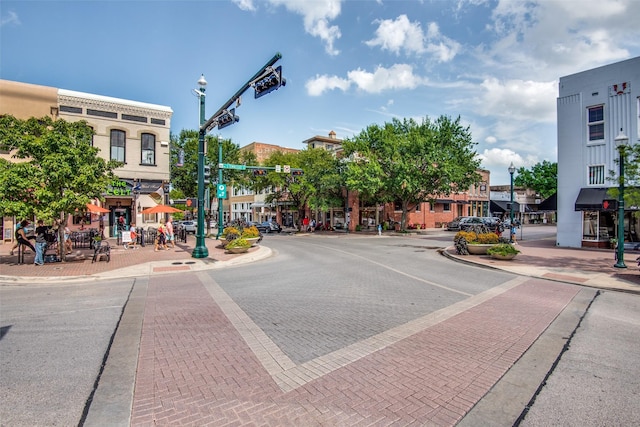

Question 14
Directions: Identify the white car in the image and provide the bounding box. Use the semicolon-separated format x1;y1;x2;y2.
180;221;197;233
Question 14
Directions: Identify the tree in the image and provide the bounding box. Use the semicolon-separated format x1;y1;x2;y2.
608;143;640;212
513;160;557;199
0;115;120;259
342;116;481;230
170;130;256;197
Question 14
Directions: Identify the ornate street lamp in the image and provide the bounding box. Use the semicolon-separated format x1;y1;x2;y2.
508;162;516;243
614;129;628;268
192;74;209;258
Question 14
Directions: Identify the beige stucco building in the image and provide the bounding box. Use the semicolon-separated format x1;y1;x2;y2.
0;79;173;241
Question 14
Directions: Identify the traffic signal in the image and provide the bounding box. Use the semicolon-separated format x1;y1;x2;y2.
253;169;268;177
291;169;304;176
254;66;286;99
218;108;240;129
203;164;211;184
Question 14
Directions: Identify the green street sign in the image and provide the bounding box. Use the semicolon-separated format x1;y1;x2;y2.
216;184;227;198
218;163;246;170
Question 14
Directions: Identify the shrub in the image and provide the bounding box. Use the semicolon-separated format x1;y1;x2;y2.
487;243;520;256
454;230;499;244
242;225;260;238
225;238;251;249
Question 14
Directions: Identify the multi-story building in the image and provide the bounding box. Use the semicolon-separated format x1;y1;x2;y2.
557;57;639;248
0;79;172;240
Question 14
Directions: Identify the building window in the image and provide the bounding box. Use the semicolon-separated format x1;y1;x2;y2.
587;105;604;141
443;203;451;212
122;114;147;123
110;129;126;162
141;133;155;165
88;109;117;119
150;118;165;125
588;165;605;185
60;105;82;114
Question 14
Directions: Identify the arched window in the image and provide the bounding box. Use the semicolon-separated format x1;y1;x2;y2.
141;133;156;165
110;129;126;162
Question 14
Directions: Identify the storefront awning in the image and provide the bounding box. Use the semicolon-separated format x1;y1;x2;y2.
490;200;520;213
574;188;610;211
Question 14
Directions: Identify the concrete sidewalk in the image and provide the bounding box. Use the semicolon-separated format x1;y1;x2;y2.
442;237;640;294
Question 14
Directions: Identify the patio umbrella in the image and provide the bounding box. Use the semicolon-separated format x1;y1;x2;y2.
140;205;183;214
86;203;110;213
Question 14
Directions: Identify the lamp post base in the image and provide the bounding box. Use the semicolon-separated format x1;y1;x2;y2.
613;261;627;269
192;244;209;259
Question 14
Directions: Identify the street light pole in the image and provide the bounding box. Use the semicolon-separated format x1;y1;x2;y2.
614;130;628;268
192;74;209;258
508;162;516;243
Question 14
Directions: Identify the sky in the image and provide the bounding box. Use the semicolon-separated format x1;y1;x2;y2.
1;0;639;185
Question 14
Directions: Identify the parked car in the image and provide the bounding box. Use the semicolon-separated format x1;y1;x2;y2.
503;218;521;228
458;216;485;231
447;216;472;231
180;221;197;234
258;221;281;233
481;217;503;233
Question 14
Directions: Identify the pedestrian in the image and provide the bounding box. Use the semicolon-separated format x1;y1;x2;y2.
511;224;517;244
165;217;175;248
303;217;310;232
13;220;36;256
126;223;138;249
34;220;48;266
155;220;168;251
63;223;73;254
377;223;382;236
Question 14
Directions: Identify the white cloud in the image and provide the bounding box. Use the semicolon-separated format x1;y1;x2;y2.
306;63;425;96
365;14;425;55
1;11;20;27
231;0;256;11
485;136;497;144
475;78;557;122
481;0;640;80
268;0;343;55
365;15;460;62
305;74;350;96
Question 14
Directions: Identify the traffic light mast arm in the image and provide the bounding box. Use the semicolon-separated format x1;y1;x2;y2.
201;52;283;133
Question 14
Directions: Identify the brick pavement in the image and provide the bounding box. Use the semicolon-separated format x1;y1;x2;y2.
0;237;240;279
130;272;580;426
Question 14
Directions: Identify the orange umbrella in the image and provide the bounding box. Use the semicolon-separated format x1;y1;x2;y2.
140;205;183;214
86;203;110;213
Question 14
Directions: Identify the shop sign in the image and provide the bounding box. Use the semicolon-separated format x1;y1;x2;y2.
106;179;132;196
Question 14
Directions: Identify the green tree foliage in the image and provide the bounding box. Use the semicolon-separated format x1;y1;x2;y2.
342;116;481;230
170;130;256;197
513;160;557;199
608;144;640;212
0;115;119;218
0;115;120;257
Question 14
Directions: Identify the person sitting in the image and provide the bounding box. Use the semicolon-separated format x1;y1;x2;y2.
14;220;36;256
125;224;138;249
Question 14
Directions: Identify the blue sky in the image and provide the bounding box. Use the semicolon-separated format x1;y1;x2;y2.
2;0;639;185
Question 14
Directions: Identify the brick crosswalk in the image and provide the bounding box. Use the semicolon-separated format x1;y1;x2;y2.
130;273;579;426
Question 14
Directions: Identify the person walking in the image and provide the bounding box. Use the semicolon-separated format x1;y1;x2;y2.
34;220;48;266
378;223;382;236
155;220;168;251
165;217;175;248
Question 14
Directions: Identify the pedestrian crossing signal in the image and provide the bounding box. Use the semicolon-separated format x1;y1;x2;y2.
253;169;267;176
291;169;304;176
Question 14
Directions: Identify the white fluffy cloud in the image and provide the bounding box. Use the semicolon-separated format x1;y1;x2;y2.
474;78;557;123
365;15;460;62
306;64;425;96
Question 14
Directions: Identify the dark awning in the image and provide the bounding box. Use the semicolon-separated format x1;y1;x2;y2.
490;200;520;213
574;188;609;211
538;193;557;211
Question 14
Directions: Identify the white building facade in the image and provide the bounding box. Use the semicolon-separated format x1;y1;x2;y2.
557;57;640;248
